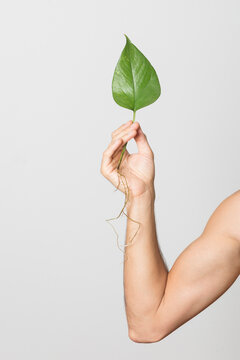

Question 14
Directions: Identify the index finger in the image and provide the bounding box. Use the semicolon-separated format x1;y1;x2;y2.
111;120;132;138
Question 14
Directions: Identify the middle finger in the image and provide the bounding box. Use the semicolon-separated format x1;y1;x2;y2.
112;122;139;141
111;120;132;138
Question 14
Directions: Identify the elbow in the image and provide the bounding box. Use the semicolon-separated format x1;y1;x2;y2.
128;327;167;344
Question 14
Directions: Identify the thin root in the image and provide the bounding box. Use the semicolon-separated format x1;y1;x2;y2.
105;169;141;265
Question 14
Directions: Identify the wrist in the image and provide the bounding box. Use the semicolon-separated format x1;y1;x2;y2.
126;186;155;211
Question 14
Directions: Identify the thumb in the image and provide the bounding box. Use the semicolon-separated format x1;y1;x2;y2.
134;124;153;157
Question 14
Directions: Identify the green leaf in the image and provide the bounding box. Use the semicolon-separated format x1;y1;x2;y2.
112;34;161;112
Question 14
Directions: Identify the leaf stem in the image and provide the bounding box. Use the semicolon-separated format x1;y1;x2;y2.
117;111;136;170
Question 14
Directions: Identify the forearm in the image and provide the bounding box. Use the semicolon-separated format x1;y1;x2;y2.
124;190;240;343
123;186;168;338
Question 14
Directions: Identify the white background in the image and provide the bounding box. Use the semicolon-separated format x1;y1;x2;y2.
0;0;239;359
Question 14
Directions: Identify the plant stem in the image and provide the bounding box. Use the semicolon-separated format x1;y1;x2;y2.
117;110;136;170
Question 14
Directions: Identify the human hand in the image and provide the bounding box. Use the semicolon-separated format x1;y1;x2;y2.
100;120;155;200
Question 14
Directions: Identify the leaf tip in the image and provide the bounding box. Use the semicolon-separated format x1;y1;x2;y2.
123;34;131;43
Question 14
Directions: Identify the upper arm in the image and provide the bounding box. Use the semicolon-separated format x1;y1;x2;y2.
152;190;240;342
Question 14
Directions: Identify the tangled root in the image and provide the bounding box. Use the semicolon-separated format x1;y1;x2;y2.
105;169;141;264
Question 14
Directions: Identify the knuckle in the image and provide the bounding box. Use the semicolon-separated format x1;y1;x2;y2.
100;165;106;176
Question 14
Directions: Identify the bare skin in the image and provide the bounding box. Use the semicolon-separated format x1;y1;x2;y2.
100;120;240;343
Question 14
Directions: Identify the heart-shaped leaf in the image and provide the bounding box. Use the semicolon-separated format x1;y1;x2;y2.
112;35;161;112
